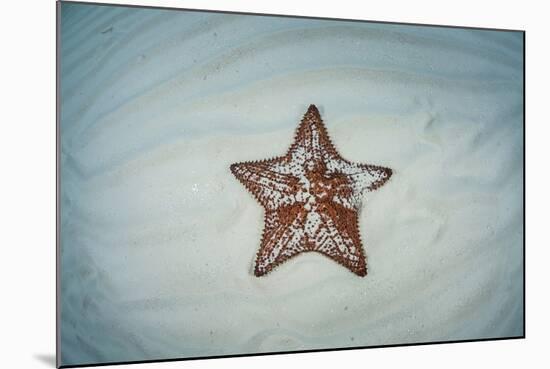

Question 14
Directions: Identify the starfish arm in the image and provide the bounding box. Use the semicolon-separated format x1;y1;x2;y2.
230;158;299;210
328;160;392;209
287;105;338;169
254;206;307;276
312;203;367;276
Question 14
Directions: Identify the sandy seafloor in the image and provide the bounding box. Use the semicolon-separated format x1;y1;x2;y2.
58;3;524;366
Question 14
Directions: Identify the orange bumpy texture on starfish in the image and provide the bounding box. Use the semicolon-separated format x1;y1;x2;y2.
230;104;392;277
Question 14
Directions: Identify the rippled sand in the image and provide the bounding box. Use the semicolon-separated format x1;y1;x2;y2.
59;3;524;366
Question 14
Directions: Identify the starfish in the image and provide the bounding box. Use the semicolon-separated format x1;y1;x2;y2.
230;104;392;277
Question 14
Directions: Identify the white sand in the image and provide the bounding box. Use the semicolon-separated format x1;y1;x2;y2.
59;3;524;366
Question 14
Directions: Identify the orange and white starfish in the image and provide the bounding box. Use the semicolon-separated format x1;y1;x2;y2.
230;105;392;277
